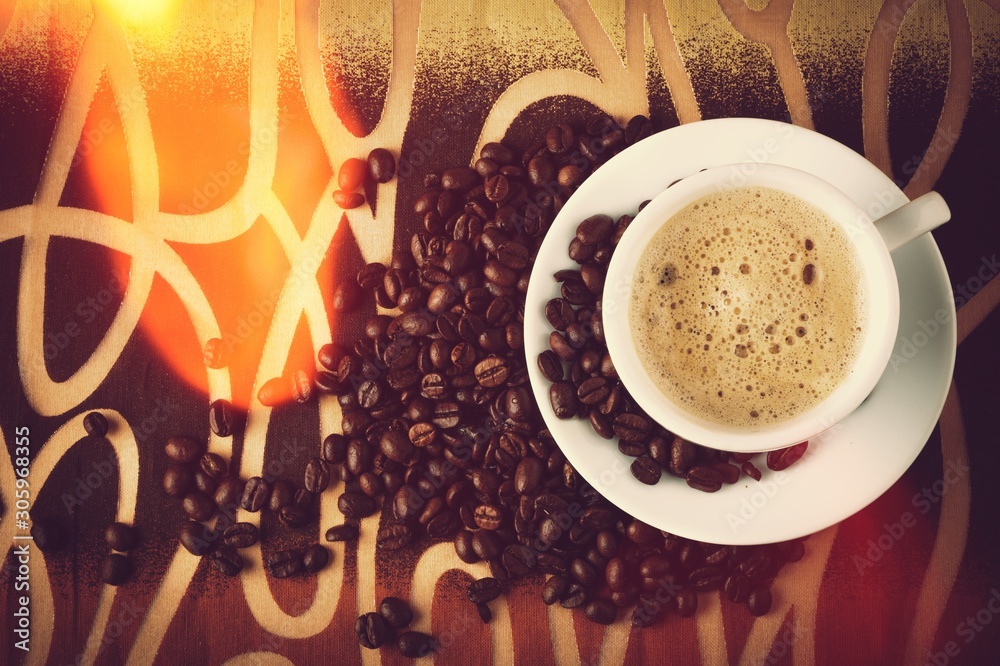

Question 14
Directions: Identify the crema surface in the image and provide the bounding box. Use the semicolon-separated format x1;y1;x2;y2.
630;186;865;428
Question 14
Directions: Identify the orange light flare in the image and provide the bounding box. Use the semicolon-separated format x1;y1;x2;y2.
96;0;176;26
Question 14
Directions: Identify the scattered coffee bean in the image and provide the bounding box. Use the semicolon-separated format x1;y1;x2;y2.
767;441;809;471
179;521;216;556
222;522;259;549
325;524;359;542
30;519;65;553
747;585;773;616
267;549;303;578
304;458;331;493
368;148;396;183
356;612;388;649
241;477;270;512
164;436;203;464
302;543;330;574
584;599;617;625
379;596;413;629
210;548;244;577
83;411;109;437
208;399;235;437
468;577;503;604
397;631;437;658
102;554;132;586
104;522;138;552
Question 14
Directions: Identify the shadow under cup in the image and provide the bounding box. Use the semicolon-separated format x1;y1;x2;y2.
602;164;901;453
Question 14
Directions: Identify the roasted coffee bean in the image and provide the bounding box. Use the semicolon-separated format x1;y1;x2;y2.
302;543;330;574
471;530;501;561
497;242;530;270
241;477;270;512
576;214;614;246
267;479;294;512
279;506;310;528
630;456;661;485
426;510;460;538
355;612;388;650
502;544;535;577
577;376;609;405
626;520;660;545
724;572;750;603
257;376;291;406
267;549;303;578
377;524;414;550
544;298;575;331
222;522;259;549
339;491;377;519
210;548;244;577
613;413;650;442
408;422;436;449
356;263;387;292
685;466;723;493
178;521;216;556
542;574;570;605
381;430;415;465
338;157;367;190
468;577;503;604
474;504;503;531
398;631;438;658
741;461;762;481
208;399;235;437
560;582;588;609
589;411;613;439
367;148;396;183
676;589;698;617
378;596;413;629
476;602;492;623
325;524;359;542
714;462;741;485
688;565;724;591
102;554;132;586
199;453;227;481
454;530;479;563
549;381;577;419
346;438;374;476
83;411;109;437
194;469;218;495
359;471;385;498
303;458;331;493
203;337;226;368
747;585;772;616
669;437;696;475
570;558;597;587
513;457;543;495
584;599;617;625
165;436;203;464
618;438;645;457
767;441;808;471
431;402;461;429
624;114;653;144
104;522;138;551
484;174;510;202
183;491;217;522
163;464;195;498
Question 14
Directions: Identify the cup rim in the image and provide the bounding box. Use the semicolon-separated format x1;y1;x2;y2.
601;163;901;452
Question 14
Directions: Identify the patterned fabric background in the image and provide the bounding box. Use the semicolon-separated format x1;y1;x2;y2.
1;0;999;664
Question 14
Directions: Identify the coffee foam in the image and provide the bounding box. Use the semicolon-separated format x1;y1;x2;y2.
629;186;865;428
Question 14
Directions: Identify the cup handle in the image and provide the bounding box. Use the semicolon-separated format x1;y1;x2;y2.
874;191;951;252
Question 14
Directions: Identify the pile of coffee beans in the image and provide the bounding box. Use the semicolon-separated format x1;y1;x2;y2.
302;116;807;640
539;210;810;490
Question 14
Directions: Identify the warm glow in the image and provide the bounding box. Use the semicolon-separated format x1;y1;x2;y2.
98;0;174;24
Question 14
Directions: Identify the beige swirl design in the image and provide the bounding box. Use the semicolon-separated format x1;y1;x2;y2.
0;0;990;663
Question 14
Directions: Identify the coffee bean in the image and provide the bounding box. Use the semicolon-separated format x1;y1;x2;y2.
377;524;414;550
379;596;413;629
626;520;660;545
104;522;138;551
476;602;492;623
338;157;367;191
559;582;588;609
576;214;614;246
381;430;415;465
367;148;396;183
426;510;460;538
474;504;503;530
325;524;359;542
630;456;661;485
747;585;772;616
102;554;132;586
397;631;438;658
210;548;244;576
241;477;270;512
194;469;218;495
502;544;536;577
339;491;377;519
431;401;461;429
257;376;290;406
549;381;577;419
741;461;762;481
355;612;388;649
304;458;331;493
290;368;313;402
624;115;653;145
484;174;510;202
302;543;330;574
209;399;235;437
279;505;310;528
163;464;195;498
542;575;570;605
267;549;303;578
669;436;696;475
266;479;293;512
584;599;617;625
685;466;723;493
714;462;741;485
724;572;750;603
470;530;500;561
613;413;650;442
198;453;227;482
203;337;226;368
83;411;109;437
767;441;808;471
468;577;503;604
576;376;609;405
221;522;258;549
183;491;217;522
688;565;724;591
513;457;543;495
178;521;216;556
165;436;203;464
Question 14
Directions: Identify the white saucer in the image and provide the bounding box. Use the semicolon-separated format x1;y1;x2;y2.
524;118;956;545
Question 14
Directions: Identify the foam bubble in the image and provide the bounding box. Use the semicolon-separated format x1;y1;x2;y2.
630;186;866;428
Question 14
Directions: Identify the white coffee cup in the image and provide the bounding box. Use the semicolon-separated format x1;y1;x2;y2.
602;163;950;453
